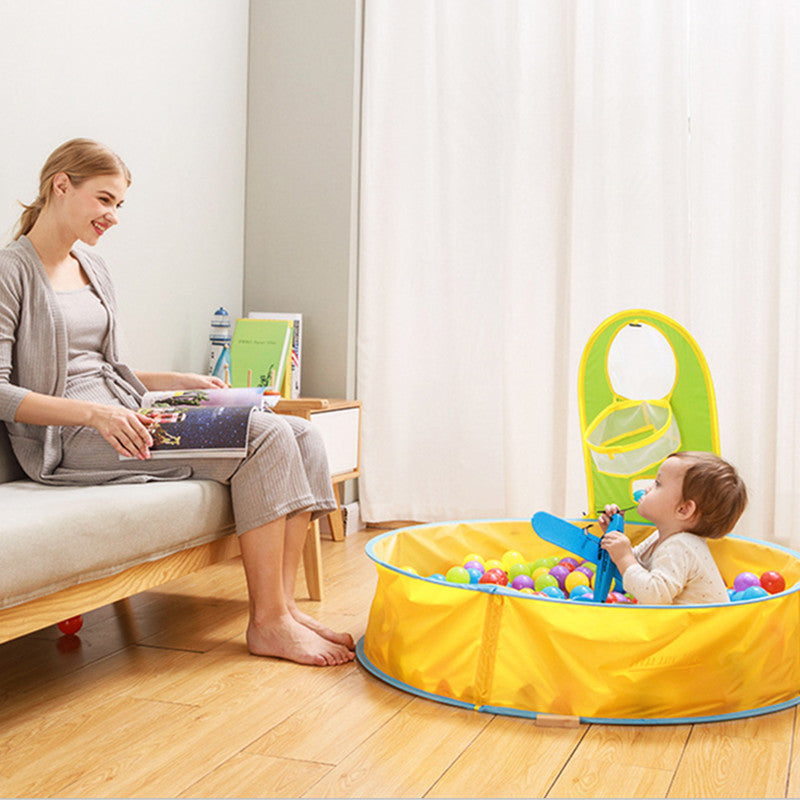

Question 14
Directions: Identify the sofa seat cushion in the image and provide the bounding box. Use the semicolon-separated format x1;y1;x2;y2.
0;479;234;609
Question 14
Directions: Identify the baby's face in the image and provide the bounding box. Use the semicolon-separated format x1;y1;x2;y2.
637;457;690;527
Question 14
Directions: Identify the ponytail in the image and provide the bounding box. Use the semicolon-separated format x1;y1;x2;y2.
13;138;131;241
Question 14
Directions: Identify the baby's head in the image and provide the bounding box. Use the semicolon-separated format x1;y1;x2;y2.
665;451;748;539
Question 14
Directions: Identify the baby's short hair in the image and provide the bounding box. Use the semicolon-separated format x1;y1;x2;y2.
668;451;748;539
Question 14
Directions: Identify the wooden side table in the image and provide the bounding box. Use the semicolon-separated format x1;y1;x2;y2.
274;398;362;542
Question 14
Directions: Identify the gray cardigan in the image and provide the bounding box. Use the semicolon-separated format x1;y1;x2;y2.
0;236;183;485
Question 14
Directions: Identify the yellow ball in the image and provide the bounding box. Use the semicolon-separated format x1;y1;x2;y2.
531;566;551;582
462;553;485;567
484;559;504;572
502;550;526;570
565;570;590;592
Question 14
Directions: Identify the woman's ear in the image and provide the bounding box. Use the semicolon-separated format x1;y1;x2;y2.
51;172;71;197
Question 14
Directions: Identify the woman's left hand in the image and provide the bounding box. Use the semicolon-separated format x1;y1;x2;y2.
172;372;227;390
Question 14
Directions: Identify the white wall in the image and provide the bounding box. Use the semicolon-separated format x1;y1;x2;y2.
0;0;249;373
245;0;362;399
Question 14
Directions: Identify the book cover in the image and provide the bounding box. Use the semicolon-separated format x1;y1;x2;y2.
119;387;280;460
230;318;293;392
248;312;302;398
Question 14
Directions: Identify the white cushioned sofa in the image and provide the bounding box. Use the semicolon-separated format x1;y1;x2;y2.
0;424;322;644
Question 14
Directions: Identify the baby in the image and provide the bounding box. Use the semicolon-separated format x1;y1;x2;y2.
599;451;748;604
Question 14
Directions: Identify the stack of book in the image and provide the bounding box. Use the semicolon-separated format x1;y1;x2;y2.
228;312;302;398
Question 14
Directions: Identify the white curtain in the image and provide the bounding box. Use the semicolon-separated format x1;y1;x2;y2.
357;0;800;546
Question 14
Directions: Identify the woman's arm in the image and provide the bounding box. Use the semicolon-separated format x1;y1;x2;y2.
135;372;227;392
15;391;154;460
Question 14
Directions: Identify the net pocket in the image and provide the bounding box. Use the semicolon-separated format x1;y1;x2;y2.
584;399;680;477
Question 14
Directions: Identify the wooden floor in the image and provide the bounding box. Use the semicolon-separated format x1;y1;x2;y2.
2;525;800;799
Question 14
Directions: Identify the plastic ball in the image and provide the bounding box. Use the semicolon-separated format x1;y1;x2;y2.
530;558;551;572
531;566;551;582
445;566;470;584
740;585;770;601
573;591;595;602
463;560;485;575
511;574;536;591
429;573;447;582
565;570;590;594
518;587;537;595
502;550;526;571
608;591;629;603
543;556;561;568
733;571;761;592
760;571;786;594
558;558;579;572
57;615;83;635
466;568;483;584
462;553;485;567
578;561;597;573
480;568;508;586
508;563;530;581
534;573;559;592
484;559;505;572
730;590;744;602
569;585;592;600
548;565;570;590
401;566;419;575
540;585;564;599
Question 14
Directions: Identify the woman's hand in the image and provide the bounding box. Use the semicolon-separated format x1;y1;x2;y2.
88;405;155;460
172;373;227;390
135;371;227;391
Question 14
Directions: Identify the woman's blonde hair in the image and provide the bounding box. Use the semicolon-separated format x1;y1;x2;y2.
14;138;131;240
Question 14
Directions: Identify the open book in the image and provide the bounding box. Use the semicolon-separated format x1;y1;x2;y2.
120;387;281;460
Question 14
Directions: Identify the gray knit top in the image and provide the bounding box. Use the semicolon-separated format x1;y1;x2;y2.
0;235;181;484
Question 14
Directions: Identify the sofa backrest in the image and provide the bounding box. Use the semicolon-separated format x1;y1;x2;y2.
0;424;25;483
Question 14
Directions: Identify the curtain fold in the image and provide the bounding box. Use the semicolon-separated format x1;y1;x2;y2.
358;0;800;545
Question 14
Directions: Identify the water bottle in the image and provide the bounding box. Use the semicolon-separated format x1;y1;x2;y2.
208;307;232;382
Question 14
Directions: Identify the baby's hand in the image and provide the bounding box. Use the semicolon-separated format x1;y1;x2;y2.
597;503;622;534
600;528;637;574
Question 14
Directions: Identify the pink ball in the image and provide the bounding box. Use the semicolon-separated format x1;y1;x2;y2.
733;571;761;592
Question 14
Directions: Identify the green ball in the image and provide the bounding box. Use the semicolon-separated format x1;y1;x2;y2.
508;563;530;580
534;573;559;591
530;558;550;572
446;566;471;584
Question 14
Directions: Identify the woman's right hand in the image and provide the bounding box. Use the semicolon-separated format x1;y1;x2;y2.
88;405;154;460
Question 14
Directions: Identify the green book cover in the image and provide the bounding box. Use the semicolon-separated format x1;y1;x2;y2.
230;318;293;390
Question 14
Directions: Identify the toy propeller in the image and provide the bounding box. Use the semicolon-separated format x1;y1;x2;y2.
531;512;631;603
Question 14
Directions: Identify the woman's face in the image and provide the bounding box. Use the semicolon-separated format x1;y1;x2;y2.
56;172;128;246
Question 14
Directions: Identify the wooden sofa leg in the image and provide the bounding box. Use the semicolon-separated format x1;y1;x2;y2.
302;520;323;601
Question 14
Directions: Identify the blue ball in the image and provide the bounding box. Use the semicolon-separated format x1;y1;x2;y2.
541;586;564;599
573;591;595;602
569;585;592;599
740;585;770;600
466;567;483;584
429;573;447;582
730;590;744;602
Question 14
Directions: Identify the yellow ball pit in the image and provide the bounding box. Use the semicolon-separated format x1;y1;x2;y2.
357;519;800;724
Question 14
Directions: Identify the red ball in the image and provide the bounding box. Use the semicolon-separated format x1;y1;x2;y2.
479;568;509;586
760;571;786;595
57;615;83;635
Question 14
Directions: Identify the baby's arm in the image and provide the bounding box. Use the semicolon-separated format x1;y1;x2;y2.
600;529;637;575
619;539;688;604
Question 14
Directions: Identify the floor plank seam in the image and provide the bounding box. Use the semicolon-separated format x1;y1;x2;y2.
665;723;694;798
543;721;591;797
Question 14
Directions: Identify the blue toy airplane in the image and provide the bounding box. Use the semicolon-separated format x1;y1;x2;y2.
530;509;638;602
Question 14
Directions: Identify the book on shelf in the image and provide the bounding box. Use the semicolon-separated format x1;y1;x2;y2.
119;387;280;460
248;311;302;398
229;318;293;394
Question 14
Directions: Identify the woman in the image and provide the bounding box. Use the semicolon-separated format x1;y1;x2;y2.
0;138;355;666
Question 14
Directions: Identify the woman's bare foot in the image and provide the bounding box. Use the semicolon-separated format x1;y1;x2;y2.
287;604;356;650
246;613;355;666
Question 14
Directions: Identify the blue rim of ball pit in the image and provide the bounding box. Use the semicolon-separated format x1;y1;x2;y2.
358;519;800;724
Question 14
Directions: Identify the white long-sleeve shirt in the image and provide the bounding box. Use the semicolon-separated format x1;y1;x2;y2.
622;531;730;605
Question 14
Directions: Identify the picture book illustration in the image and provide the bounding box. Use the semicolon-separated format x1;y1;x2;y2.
119;387;279;460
